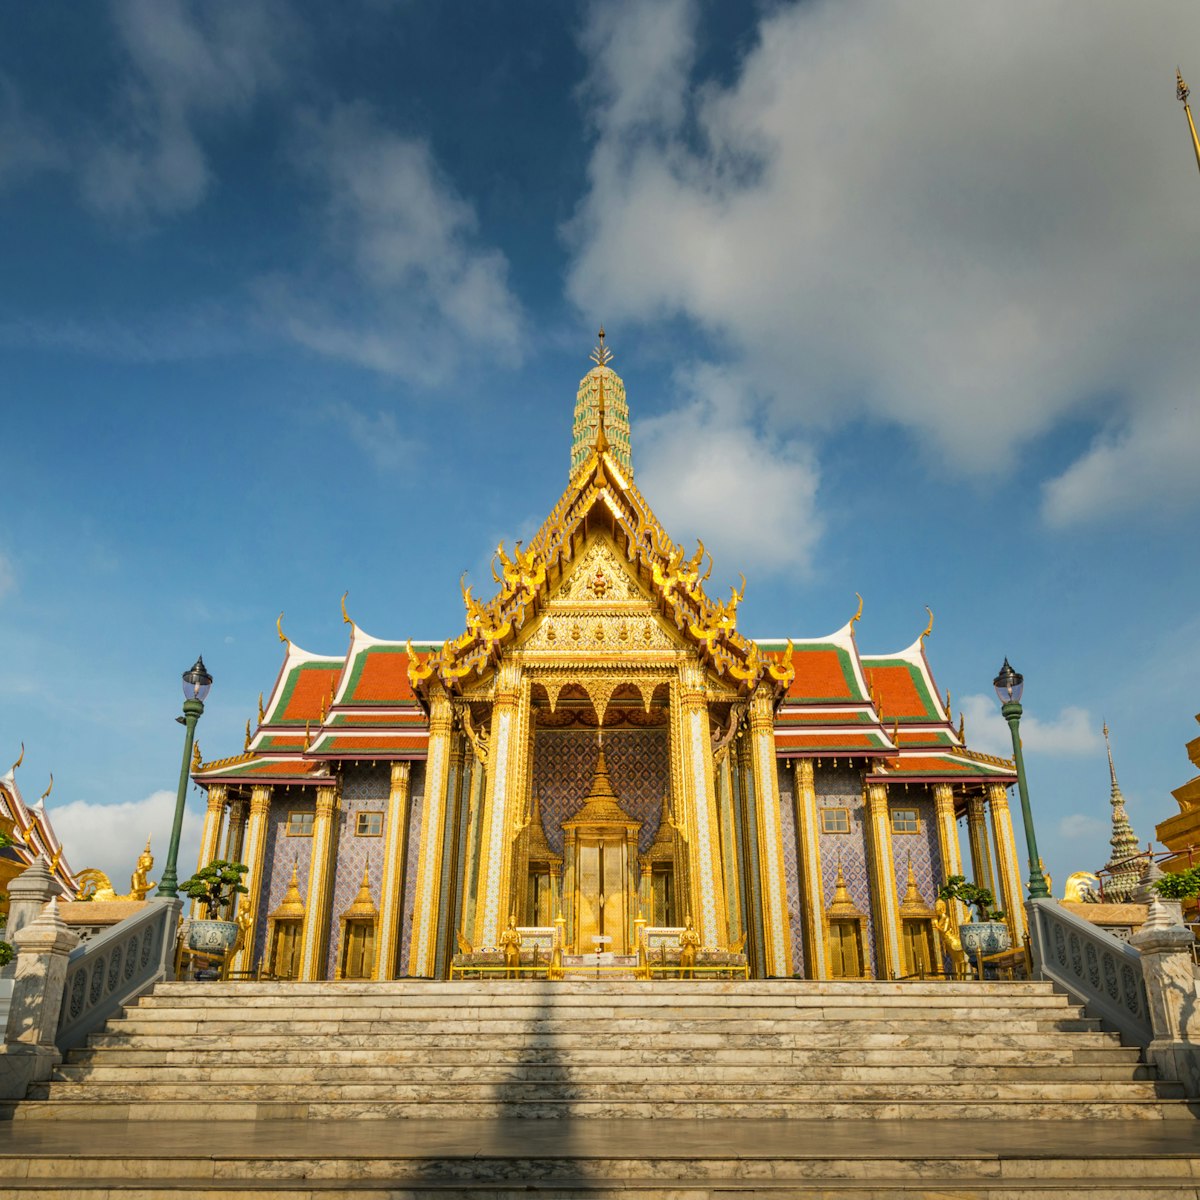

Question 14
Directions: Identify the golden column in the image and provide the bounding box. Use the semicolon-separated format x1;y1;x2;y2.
864;781;902;979
373;761;412;980
966;792;995;894
715;753;744;948
223;797;248;865
791;759;826;980
409;686;455;976
931;783;964;883
746;683;790;975
676;662;730;953
195;784;227;873
987;782;1027;946
298;782;340;981
471;661;526;952
227;784;272;975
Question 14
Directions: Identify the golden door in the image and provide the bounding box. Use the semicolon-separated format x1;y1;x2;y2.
575;837;627;954
828;919;863;978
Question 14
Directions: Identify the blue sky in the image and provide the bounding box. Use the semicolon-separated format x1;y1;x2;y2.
2;0;1198;890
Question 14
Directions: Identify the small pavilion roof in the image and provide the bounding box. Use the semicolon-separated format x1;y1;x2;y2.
0;756;78;893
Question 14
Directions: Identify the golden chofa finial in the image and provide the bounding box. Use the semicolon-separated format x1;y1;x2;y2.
1178;68;1200;175
191;742;202;770
850;592;864;627
919;606;934;644
39;774;53;803
589;325;613;368
244;719;253;752
257;692;265;724
277;612;289;645
341;590;354;628
10;742;23;773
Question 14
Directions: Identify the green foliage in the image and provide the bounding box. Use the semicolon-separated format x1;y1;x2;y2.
0;941;12;967
0;830;12;849
1152;866;1200;901
938;874;1006;922
179;860;249;919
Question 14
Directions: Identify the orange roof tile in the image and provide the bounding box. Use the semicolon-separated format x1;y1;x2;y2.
345;649;416;704
279;666;341;723
787;648;857;701
864;664;929;719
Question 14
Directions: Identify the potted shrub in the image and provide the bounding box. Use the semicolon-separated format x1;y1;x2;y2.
1151;865;1200;921
938;874;1010;958
180;860;249;956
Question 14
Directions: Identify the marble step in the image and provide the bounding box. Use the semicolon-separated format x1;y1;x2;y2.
145;978;1063;992
54;1061;1158;1084
68;1043;1141;1067
28;1079;1180;1103
9;1096;1188;1121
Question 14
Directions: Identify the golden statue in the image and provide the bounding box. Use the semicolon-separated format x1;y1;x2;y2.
75;836;157;903
128;839;155;901
500;914;522;978
1063;871;1100;903
933;899;967;980
678;914;700;978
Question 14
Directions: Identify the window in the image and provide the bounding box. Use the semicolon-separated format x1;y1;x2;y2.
527;868;553;926
285;811;314;837
820;808;850;834
355;811;384;837
891;808;919;834
651;865;675;927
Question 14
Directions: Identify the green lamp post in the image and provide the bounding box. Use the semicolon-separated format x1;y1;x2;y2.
993;658;1050;899
158;656;213;900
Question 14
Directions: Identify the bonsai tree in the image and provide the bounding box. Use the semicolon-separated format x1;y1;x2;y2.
938;874;1006;923
179;860;249;920
1151;866;1200;904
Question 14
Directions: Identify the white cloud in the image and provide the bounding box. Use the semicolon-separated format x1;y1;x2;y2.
49;788;203;891
80;0;293;220
961;694;1103;759
568;0;1200;526
635;363;821;576
261;104;525;383
327;402;417;472
1058;812;1108;842
0;551;15;599
0;73;66;188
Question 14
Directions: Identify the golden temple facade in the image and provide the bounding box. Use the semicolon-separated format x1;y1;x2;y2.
193;340;1025;981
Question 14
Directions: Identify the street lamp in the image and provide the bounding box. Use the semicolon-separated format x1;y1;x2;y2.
993;658;1049;899
159;656;213;899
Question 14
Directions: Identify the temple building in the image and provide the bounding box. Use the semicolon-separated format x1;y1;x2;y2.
193;338;1026;981
1156;709;1200;886
0;749;78;909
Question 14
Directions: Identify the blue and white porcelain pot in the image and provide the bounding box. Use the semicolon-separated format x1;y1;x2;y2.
187;919;240;955
958;920;1011;958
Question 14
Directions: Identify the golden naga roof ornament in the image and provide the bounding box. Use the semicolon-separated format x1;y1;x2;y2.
39;774;53;804
244;719;252;751
191;742;202;771
406;640;435;687
766;638;795;687
920;606;934;645
277;612;289;646
341;590;354;629
10;742;24;773
850;592;864;627
958;711;966;742
257;692;265;724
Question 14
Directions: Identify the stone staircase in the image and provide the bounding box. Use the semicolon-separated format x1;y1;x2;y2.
6;978;1191;1121
2;979;1198;1197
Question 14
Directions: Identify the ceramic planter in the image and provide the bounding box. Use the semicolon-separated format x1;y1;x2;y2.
187;918;239;955
958;920;1011;958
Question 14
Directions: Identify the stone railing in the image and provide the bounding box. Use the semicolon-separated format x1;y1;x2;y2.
1027;896;1151;1046
55;896;181;1054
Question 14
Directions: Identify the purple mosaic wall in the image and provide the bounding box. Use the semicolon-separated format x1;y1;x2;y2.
775;765;807;978
889;791;941;914
814;764;879;975
532;728;669;855
325;765;390;978
396;765;426;974
253;794;314;971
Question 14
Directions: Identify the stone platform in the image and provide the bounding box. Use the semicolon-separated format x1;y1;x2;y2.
1;1117;1199;1197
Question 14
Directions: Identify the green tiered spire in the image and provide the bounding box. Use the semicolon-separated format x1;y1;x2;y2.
570;328;633;480
1101;723;1143;902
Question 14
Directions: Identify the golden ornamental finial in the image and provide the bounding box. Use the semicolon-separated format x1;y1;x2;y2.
257;692;265;724
920;606;934;644
1178;68;1200;175
341;590;354;628
957;711;965;742
39;773;53;804
589;325;613;369
11;742;24;773
850;592;864;627
1179;68;1190;105
191;742;201;770
277;612;289;645
244;719;252;751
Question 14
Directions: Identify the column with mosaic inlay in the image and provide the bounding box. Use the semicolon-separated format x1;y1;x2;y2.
223;796;248;872
373;761;412;980
931;783;964;886
714;750;744;949
470;662;528;952
746;683;790;976
792;759;826;980
675;662;729;952
299;782;340;981
193;785;227;916
410;686;455;975
966;792;995;894
735;735;766;977
987;782;1027;946
435;735;466;976
864;781;902;979
460;751;487;944
228;784;272;975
